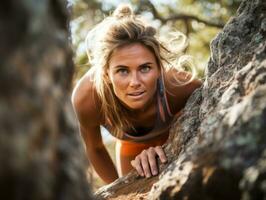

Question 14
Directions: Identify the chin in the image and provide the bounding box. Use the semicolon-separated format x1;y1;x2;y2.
127;101;149;111
127;104;143;110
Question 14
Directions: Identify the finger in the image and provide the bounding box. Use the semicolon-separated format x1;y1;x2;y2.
131;158;144;177
154;146;167;163
147;148;158;176
140;151;152;178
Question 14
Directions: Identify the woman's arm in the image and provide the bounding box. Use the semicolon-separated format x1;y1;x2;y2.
79;124;118;183
72;75;118;183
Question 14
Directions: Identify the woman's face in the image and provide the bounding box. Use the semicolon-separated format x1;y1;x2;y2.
108;43;160;111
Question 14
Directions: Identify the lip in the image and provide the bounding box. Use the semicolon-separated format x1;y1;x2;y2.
128;91;145;96
127;91;145;99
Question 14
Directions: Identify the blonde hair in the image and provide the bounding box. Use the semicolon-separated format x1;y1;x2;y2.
85;4;195;138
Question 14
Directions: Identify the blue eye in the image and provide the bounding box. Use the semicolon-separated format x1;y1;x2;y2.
140;66;151;73
117;68;128;75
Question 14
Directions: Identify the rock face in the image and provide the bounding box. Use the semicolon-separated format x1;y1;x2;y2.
95;0;266;199
0;1;92;199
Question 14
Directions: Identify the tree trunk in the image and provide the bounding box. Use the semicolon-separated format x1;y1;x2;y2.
0;1;92;199
95;0;266;199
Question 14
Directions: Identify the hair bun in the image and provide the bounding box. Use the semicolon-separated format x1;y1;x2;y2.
146;26;156;36
113;4;133;19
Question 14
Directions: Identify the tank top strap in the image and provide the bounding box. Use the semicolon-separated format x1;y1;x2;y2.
156;76;173;122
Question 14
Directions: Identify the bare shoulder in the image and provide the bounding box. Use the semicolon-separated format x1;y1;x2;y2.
164;68;202;114
71;70;103;127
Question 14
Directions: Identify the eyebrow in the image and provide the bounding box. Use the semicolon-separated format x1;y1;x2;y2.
113;62;153;69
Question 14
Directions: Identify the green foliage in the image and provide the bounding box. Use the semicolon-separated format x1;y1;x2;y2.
70;0;242;80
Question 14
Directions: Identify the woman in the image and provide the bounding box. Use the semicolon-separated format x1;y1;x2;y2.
72;4;202;184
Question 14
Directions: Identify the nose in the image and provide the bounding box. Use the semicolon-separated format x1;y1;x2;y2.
129;72;141;88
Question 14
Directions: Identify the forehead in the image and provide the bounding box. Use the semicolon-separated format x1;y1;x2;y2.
108;43;157;67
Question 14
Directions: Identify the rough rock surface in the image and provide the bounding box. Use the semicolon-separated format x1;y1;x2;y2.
95;0;266;199
0;1;92;199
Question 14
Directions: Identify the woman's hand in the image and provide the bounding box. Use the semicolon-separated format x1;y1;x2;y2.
130;146;167;178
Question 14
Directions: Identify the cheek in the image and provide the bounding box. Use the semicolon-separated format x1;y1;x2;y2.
111;76;128;96
146;75;158;89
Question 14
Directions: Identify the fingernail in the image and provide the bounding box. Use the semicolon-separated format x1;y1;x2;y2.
146;173;151;178
152;170;158;176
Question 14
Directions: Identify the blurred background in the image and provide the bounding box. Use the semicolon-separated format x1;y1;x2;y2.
69;0;242;191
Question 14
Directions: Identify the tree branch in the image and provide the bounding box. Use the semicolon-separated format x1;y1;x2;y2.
138;0;225;28
165;14;224;28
